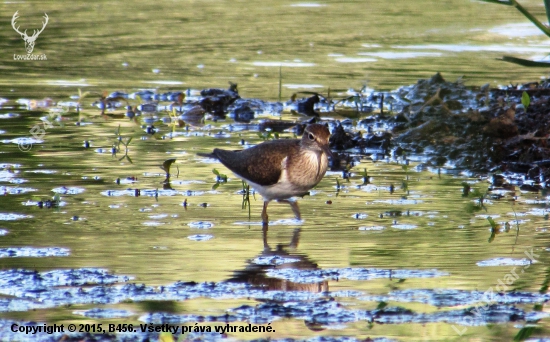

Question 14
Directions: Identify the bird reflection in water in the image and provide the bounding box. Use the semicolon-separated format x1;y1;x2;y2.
227;227;328;292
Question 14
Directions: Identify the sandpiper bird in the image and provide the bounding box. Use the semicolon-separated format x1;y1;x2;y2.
199;124;332;224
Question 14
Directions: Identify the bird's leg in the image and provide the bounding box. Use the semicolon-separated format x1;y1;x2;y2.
289;201;301;220
278;200;301;220
261;201;270;225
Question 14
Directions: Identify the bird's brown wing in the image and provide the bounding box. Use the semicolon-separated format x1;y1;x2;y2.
212;139;300;186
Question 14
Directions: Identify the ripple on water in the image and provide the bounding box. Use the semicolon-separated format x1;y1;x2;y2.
358;51;443;59
25;170;57;174
0;170;16;182
142;221;165;227
0;164;21;169
233;218;303;226
526;208;550;216
266;267;448;284
1;137;43;145
270;218;303;226
360;184;381;192
0;171;18;182
365;288;550;307
489;22;546;37
392;43;550;54
0;247;70;258
476;214;500;219
289;3;326;7
115;178;138;184
358;226;385;231
284;84;324;89
21;200;66;207
0;186;36;195
148;214;168;219
73;308;134;319
0;113;20;119
0;266;544;340
131;301;550;331
334;57;378;63
51;187;85;195
188;221;214;229
373;199;423;205
252;61;316;67
476;258;535;267
168;180;205;185
0;268;132;291
0;213;32;221
391;224;418;230
253;256;301;265
100;189;181;197
187;234;213;241
233;221;263;226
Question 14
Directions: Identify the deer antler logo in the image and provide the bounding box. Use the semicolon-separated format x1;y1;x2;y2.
11;11;49;54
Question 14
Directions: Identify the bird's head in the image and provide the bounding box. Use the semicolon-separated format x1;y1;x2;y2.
301;124;333;158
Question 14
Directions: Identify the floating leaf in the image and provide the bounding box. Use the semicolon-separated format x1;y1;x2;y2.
514;326;536;341
521;91;530;109
376;301;388;310
487;216;498;243
77;88;90;104
487;216;497;230
212;169;227;183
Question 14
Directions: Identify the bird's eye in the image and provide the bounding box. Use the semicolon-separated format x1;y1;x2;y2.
308;133;315;141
